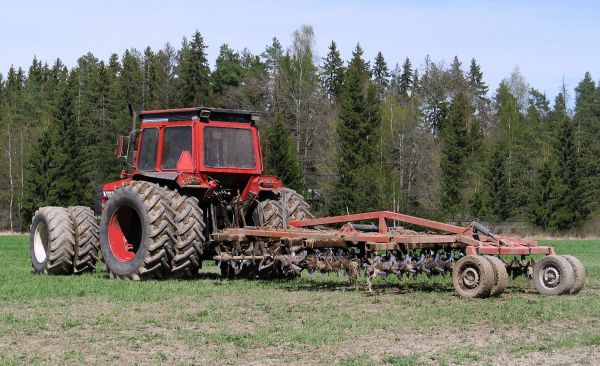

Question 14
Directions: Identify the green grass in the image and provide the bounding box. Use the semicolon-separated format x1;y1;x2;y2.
0;236;599;365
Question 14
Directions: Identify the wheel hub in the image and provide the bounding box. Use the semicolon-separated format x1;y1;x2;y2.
462;267;480;289
541;265;561;288
107;204;141;263
33;222;49;263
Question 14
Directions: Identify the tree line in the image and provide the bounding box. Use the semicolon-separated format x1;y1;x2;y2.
0;25;598;232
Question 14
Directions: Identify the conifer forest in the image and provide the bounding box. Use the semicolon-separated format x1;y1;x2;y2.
1;26;598;233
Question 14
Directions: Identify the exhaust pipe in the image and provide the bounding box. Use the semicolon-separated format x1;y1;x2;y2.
126;103;138;168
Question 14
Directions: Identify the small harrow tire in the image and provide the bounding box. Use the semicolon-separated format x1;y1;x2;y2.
168;191;206;278
533;255;576;295
29;207;75;275
100;181;175;280
561;255;586;294
67;206;100;274
452;255;495;298
483;255;509;297
252;188;313;228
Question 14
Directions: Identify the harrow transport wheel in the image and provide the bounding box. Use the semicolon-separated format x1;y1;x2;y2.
68;206;100;274
533;256;576;295
452;255;495;298
252;188;313;228
483;255;509;297
29;207;75;275
168;191;206;278
100;181;175;280
561;255;585;294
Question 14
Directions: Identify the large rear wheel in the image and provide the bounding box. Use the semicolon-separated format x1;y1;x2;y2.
29;207;76;275
99;181;175;280
68;206;100;274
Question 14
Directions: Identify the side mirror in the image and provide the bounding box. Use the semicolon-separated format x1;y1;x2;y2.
126;130;140;167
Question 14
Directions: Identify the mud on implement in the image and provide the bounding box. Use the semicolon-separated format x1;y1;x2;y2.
28;107;586;298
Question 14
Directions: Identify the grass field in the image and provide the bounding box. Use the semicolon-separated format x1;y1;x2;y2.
0;236;599;365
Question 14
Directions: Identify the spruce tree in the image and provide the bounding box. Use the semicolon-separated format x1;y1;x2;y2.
485;147;510;220
320;40;345;99
529;159;556;229
262;37;283;78
328;44;383;214
265;115;305;192
177;31;211;106
120;49;144;108
399;57;413;98
549;117;588;229
46;74;84;206
372;51;389;98
573;72;599;210
21;129;52;228
212;44;243;95
440;94;470;215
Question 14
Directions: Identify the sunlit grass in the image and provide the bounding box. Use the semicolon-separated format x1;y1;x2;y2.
0;236;598;365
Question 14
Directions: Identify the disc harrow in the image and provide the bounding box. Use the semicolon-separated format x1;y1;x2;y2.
211;210;585;298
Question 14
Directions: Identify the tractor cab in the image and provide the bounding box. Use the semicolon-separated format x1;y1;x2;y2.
134;107;263;177
106;107;283;211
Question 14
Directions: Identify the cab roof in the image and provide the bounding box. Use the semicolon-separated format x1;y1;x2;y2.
139;107;260;124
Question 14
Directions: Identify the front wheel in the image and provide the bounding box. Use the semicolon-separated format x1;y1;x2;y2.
251;188;313;228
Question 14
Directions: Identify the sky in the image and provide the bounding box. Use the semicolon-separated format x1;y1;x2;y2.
1;0;599;104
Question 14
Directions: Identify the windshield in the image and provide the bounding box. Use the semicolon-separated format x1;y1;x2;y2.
161;126;192;169
203;127;256;169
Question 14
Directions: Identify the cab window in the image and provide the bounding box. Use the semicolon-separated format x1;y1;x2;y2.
138;128;159;171
161;126;192;169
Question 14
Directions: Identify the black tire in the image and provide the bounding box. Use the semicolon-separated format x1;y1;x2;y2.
533;255;576;295
452;255;495;298
169;191;206;278
252;188;313;228
68;206;100;274
483;255;509;297
99;181;175;280
561;255;586;294
29;207;75;275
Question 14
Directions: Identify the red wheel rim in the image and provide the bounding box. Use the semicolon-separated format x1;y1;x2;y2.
108;204;141;262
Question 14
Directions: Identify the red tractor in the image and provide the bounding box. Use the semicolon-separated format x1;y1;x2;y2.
29;106;586;298
30;107;312;280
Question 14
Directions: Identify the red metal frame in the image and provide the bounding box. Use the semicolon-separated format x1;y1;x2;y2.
213;210;555;256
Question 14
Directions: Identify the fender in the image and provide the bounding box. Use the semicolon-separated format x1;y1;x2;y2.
241;175;284;201
99;178;133;213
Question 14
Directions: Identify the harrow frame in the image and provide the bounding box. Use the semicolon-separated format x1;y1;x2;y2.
212;210;555;256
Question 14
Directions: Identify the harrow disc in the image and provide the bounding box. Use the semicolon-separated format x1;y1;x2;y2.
452;255;495;298
532;255;575;295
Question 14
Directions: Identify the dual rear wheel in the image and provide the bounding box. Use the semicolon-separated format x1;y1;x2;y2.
100;181;206;280
29;206;99;275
